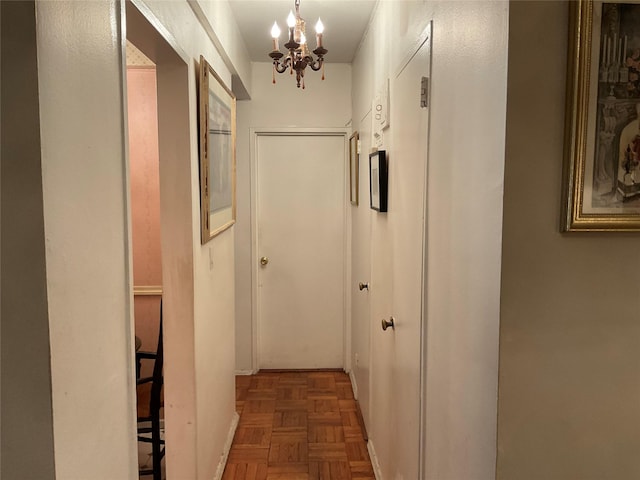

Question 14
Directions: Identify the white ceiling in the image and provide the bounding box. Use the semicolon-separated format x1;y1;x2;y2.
228;0;378;63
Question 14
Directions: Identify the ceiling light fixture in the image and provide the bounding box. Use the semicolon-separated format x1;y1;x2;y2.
269;0;327;89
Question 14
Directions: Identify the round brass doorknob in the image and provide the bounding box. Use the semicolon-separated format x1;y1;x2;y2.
381;317;395;331
260;256;269;266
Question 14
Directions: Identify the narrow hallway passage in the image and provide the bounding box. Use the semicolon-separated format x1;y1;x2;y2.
223;371;375;479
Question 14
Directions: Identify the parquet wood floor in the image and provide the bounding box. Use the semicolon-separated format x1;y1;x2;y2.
223;371;375;480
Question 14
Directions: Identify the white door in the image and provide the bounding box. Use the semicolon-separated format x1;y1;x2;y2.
256;133;346;369
351;112;373;429
371;27;431;480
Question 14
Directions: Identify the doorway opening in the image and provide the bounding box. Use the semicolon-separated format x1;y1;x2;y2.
124;2;196;478
125;39;165;476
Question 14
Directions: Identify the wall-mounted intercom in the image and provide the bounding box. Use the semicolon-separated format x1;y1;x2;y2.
372;79;390;148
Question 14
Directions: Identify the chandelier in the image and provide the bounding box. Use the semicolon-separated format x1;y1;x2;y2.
269;0;327;89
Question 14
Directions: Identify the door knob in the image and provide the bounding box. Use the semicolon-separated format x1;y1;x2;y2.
260;256;269;266
358;282;369;291
381;317;395;331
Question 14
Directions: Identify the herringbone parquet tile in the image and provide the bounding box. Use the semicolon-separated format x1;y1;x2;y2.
223;371;375;480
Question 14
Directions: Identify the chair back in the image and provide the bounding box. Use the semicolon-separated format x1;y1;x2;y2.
136;299;165;479
149;301;163;413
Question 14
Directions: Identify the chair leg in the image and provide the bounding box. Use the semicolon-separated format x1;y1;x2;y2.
152;414;162;480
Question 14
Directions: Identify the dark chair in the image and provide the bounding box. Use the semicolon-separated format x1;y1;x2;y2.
136;302;164;480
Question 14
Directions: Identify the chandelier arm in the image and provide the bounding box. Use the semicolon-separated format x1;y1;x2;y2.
272;55;293;75
308;57;323;71
274;61;289;74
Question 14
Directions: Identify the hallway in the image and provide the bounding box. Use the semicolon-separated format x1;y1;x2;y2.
222;371;374;479
9;2;635;479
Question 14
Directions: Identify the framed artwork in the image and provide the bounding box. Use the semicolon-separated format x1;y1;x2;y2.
369;150;388;212
198;55;237;243
349;131;359;205
562;1;640;231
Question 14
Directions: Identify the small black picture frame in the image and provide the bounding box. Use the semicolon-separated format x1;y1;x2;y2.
369;150;388;212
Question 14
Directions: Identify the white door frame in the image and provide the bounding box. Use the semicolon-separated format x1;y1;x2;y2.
392;22;432;480
250;128;351;372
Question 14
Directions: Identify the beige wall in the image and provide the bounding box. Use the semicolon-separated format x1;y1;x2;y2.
497;2;640;478
1;2;56;478
234;62;352;372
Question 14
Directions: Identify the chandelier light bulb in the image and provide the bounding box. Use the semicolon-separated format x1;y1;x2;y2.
271;22;281;38
271;22;281;51
287;11;296;28
315;18;324;48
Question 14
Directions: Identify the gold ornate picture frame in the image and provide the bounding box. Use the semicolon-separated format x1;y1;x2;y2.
562;1;640;231
198;55;237;243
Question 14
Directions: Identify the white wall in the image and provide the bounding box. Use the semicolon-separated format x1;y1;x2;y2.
35;2;138;477
351;1;508;478
497;2;640;478
136;2;241;477
14;0;248;478
423;3;508;479
235;62;352;372
191;0;252;98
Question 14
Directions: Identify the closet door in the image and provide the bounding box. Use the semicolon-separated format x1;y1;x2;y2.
256;133;346;369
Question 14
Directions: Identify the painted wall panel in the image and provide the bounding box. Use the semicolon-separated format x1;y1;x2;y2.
497;2;640;478
193;229;236;479
1;2;56;478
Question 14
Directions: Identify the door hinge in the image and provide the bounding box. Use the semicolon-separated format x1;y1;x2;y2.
420;76;429;108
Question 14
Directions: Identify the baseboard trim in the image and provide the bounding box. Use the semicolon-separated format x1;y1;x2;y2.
212;411;239;480
367;438;383;480
258;368;344;373
235;369;257;376
348;369;359;400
